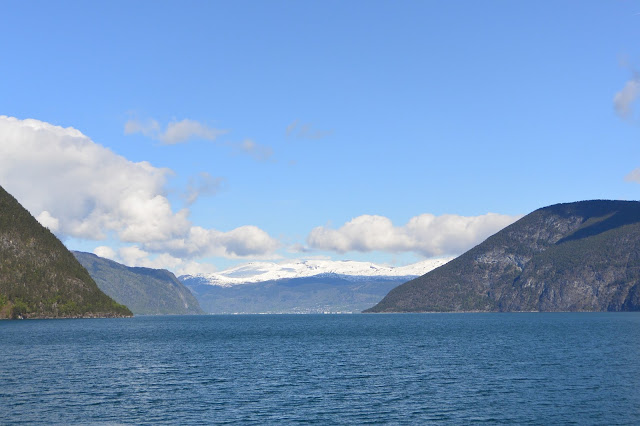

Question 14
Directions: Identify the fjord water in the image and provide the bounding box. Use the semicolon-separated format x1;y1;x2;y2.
1;314;639;424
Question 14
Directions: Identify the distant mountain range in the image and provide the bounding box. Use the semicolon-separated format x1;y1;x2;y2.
6;182;639;318
366;200;640;313
179;258;451;313
181;258;451;286
74;252;204;315
0;184;131;319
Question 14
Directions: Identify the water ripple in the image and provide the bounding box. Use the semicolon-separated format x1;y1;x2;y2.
1;313;639;424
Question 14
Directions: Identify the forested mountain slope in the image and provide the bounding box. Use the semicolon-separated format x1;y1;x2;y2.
0;184;131;319
74;251;204;315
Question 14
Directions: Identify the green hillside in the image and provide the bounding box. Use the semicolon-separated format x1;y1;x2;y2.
74;251;204;315
0;184;132;319
366;200;640;312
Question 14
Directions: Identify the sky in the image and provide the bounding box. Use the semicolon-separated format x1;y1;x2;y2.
1;1;640;275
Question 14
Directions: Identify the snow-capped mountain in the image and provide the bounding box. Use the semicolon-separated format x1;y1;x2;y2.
179;257;452;287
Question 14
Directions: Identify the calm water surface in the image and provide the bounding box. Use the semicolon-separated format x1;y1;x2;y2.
1;313;639;424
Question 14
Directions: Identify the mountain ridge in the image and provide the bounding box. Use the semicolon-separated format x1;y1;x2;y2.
180;258;452;314
74;251;204;315
366;200;640;313
180;257;452;287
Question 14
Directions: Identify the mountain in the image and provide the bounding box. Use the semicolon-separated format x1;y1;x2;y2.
180;258;450;287
180;258;451;313
74;251;204;315
366;200;640;313
0;184;132;319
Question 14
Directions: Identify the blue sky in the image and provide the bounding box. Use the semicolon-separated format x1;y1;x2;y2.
1;1;640;273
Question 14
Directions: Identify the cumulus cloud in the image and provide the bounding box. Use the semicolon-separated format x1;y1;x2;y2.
0;115;175;241
614;74;640;120
36;211;60;232
95;245;182;271
94;245;117;260
0;115;279;262
144;225;280;259
117;245;153;265
124;117;226;144
307;213;520;257
93;245;219;276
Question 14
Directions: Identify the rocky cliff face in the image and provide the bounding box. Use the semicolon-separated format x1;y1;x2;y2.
366;200;640;312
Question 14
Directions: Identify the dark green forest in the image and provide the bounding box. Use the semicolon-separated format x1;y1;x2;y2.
0;185;131;319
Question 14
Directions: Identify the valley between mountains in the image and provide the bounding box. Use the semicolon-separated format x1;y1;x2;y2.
1;178;640;317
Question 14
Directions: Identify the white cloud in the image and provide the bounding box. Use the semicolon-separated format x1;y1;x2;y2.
124;117;226;144
125;117;274;162
0;115;175;241
107;245;184;271
624;168;640;183
144;225;280;259
93;245;218;276
124;117;160;138
36;210;60;232
614;76;640;120
184;172;225;205
117;245;151;265
0;115;279;262
238;139;273;162
307;212;520;257
175;260;219;276
94;245;117;260
286;120;333;139
160;119;226;145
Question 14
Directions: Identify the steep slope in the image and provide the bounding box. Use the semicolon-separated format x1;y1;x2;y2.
0;185;132;319
74;252;204;315
366;200;640;312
